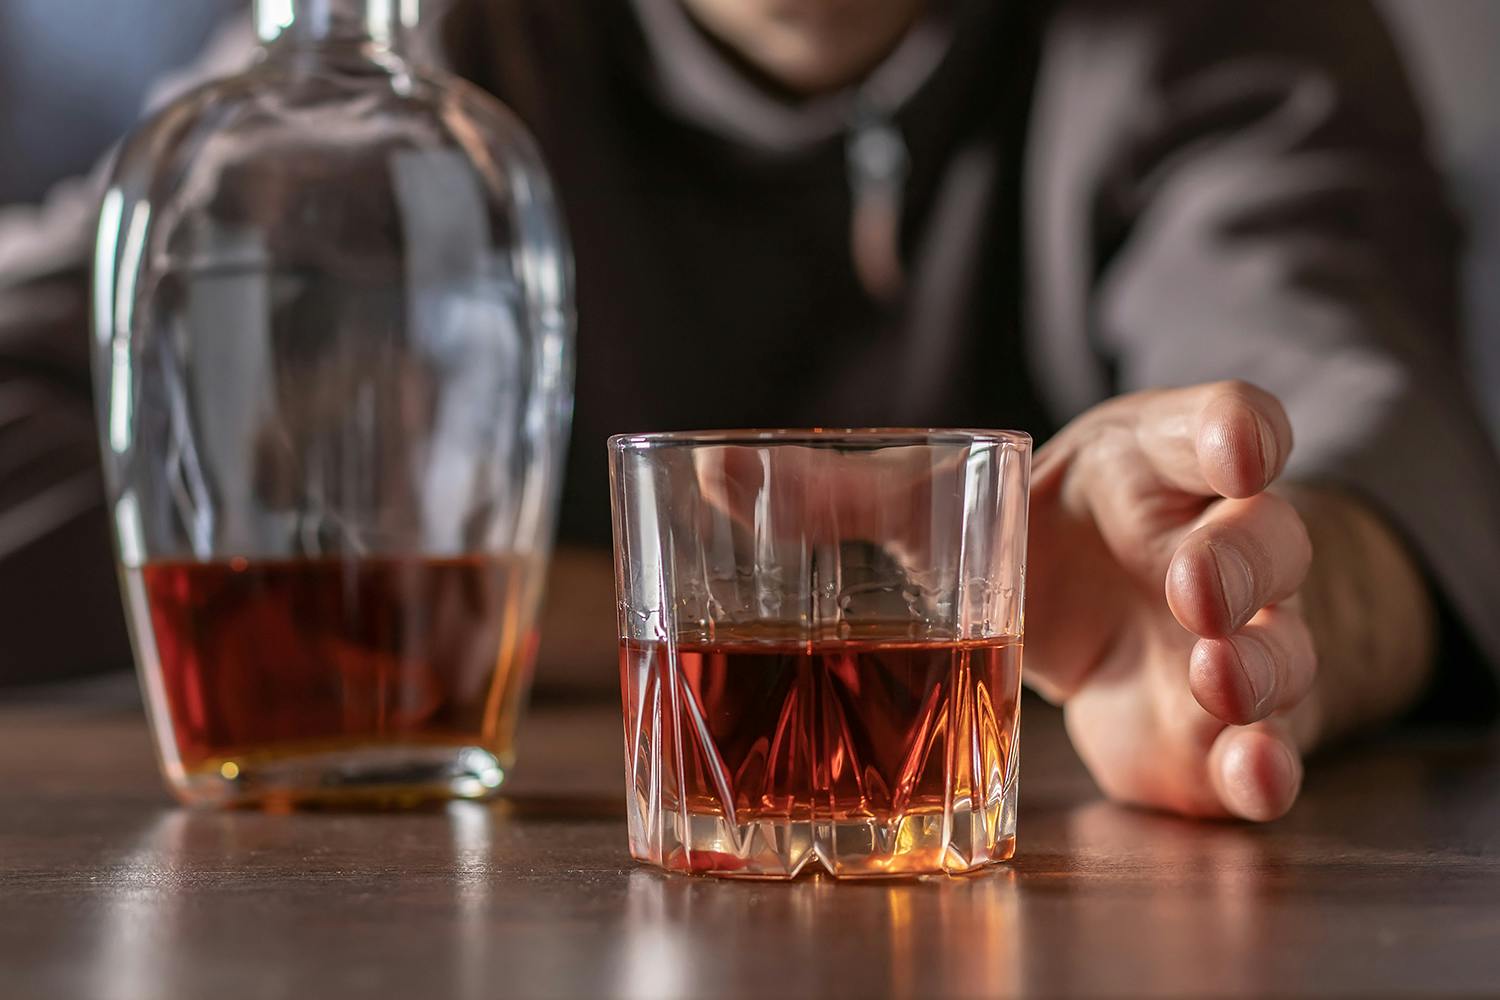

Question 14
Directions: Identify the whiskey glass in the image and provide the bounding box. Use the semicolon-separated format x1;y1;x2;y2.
610;429;1030;877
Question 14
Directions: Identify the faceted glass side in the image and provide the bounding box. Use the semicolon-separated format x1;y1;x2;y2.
620;633;1022;879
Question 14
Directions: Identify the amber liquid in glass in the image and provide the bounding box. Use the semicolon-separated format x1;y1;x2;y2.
136;554;537;805
620;626;1023;877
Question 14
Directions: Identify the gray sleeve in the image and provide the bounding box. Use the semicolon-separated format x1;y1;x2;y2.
1026;0;1500;672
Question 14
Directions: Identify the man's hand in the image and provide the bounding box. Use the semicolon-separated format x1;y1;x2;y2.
621;381;1436;822
1026;380;1380;822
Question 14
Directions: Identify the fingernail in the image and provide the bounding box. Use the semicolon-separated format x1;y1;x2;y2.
1210;542;1255;627
1236;635;1273;714
1253;410;1278;485
1274;739;1304;801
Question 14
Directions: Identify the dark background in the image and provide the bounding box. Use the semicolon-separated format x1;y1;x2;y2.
0;0;1495;431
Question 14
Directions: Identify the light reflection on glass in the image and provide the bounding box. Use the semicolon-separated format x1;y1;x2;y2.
90;812;194;1000
618;869;1022;997
447;801;495;1000
90;806;504;1000
620;871;692;999
93;188;123;348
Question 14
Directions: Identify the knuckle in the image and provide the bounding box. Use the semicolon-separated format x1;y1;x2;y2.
1290;614;1318;670
1265;608;1317;696
1252;490;1295;519
1243;492;1312;574
1290;512;1313;570
1260;494;1314;571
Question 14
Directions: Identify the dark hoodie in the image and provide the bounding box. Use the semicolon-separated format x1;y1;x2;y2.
437;0;1500;697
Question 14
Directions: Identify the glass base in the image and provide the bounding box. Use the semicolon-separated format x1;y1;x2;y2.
630;782;1019;880
620;626;1024;879
167;744;508;809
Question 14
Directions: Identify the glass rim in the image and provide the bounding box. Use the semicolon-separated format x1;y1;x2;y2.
608;427;1032;451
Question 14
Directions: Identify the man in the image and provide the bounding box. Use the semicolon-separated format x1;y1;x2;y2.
3;0;1498;823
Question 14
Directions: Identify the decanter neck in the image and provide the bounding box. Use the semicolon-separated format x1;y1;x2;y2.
254;0;416;52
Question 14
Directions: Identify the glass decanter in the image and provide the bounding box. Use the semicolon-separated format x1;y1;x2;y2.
92;0;574;807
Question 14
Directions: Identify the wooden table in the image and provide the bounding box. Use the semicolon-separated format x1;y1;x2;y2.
3;679;1498;998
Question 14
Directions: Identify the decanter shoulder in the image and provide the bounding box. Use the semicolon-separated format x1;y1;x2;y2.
102;57;565;282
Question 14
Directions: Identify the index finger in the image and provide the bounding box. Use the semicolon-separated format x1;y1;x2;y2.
1133;380;1293;499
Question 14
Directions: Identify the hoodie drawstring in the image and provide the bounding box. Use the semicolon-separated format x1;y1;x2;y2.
846;109;910;303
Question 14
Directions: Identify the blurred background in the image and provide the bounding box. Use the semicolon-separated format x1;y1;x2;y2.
1;0;1495;436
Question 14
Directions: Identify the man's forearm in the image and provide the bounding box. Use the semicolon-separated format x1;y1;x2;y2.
1282;486;1437;750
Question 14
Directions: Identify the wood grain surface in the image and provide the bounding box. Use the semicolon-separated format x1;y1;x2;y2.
2;678;1497;998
